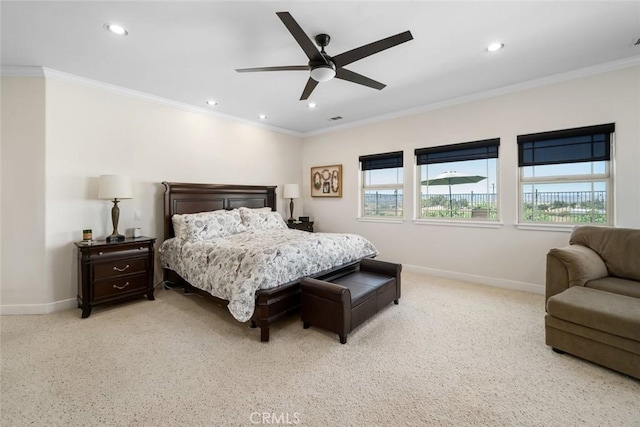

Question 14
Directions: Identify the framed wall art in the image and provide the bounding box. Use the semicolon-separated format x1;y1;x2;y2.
311;164;342;197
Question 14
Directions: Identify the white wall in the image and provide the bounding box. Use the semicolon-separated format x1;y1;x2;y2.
302;66;640;292
1;78;48;305
1;74;303;310
2;65;638;311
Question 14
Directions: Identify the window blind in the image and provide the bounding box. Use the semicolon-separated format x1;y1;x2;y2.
359;151;403;171
415;138;499;165
517;123;614;167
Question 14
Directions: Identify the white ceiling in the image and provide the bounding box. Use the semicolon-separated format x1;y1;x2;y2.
2;1;639;135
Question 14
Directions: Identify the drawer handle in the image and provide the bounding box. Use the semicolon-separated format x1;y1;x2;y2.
113;264;130;272
98;252;103;256
139;247;145;251
113;282;130;290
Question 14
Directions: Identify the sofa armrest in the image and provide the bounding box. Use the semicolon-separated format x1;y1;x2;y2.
546;252;570;303
546;245;608;302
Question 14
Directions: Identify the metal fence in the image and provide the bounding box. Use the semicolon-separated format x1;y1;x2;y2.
521;190;607;223
364;190;607;223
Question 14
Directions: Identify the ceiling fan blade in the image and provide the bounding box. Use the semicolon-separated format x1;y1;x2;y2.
335;68;386;90
236;65;309;73
276;12;328;64
300;78;319;100
333;30;413;68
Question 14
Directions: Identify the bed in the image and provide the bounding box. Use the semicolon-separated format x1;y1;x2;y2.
160;182;378;342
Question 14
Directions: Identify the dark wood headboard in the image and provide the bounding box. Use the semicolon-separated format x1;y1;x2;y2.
162;182;277;240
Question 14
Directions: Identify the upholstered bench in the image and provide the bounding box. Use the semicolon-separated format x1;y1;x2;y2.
299;258;401;344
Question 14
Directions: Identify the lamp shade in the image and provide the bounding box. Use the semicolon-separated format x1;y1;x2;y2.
98;175;133;200
283;184;300;199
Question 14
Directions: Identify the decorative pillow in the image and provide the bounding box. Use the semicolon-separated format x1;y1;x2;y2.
182;209;247;241
239;207;288;230
171;214;188;239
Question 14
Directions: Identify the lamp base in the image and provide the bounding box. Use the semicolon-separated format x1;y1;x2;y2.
106;234;126;243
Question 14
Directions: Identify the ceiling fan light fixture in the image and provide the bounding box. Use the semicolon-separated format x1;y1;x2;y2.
310;65;336;83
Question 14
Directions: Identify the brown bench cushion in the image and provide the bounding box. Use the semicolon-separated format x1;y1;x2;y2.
332;271;395;307
547;286;640;341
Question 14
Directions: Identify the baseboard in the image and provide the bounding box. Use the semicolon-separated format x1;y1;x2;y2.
0;268;543;314
403;264;544;295
0;298;77;315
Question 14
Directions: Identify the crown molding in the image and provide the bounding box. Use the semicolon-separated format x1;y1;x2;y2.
304;55;640;138
0;65;304;138
3;56;639;139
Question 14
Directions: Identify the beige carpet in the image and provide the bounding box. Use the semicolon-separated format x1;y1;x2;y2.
1;272;639;426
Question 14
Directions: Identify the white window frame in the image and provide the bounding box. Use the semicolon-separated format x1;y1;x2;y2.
359;152;404;220
415;139;500;222
517;124;614;226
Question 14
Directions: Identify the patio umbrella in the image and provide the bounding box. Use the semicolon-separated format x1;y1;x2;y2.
421;171;486;217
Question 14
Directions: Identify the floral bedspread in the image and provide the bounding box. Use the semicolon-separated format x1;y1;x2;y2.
160;229;378;322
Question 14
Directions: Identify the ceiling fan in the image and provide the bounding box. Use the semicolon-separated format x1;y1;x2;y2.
236;12;413;100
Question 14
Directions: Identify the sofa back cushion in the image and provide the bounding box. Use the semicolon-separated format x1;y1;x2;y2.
570;226;640;281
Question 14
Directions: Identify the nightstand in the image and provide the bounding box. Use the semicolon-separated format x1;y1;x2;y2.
287;221;314;232
75;237;156;318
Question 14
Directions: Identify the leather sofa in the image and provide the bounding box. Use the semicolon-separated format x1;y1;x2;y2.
545;226;640;379
300;258;401;344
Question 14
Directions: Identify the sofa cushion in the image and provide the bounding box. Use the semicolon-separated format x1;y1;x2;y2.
546;286;640;341
548;245;608;287
570;226;640;281
585;276;640;299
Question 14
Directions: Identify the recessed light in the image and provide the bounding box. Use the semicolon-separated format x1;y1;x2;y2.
486;42;504;52
104;23;128;36
307;102;317;109
206;100;218;106
258;114;267;120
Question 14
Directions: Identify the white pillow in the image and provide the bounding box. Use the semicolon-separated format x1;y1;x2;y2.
182;209;247;241
171;214;188;239
239;207;288;230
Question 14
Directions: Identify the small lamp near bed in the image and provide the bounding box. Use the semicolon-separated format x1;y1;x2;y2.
283;184;300;223
98;174;133;243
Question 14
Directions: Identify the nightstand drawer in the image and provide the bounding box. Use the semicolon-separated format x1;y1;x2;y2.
89;245;150;258
287;221;314;232
94;274;148;300
94;257;147;280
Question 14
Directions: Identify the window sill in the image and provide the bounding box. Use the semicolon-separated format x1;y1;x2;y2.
413;219;503;229
357;217;404;224
515;223;575;232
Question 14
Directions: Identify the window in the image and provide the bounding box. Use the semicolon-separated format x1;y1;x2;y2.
416;139;499;220
360;151;403;218
517;123;614;225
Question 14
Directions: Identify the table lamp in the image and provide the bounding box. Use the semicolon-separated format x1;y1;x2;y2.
283;184;300;223
98;175;132;242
